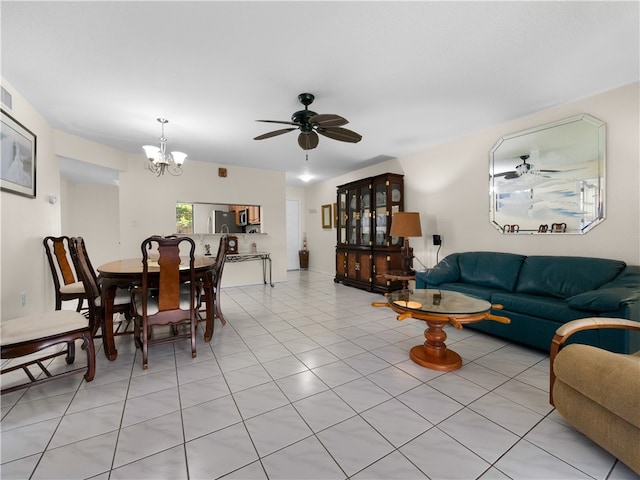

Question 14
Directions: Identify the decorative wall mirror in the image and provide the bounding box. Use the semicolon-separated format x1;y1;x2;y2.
490;114;606;234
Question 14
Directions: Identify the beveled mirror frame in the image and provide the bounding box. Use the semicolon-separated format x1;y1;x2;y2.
490;114;606;234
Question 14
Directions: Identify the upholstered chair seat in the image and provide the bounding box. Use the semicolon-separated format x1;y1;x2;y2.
58;281;84;295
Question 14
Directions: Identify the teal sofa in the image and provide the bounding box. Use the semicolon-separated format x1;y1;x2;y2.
415;252;640;353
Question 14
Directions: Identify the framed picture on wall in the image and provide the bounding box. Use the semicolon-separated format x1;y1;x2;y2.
1;110;37;198
321;204;332;228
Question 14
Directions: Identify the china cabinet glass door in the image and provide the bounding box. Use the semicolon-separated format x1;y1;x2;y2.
348;189;358;244
338;191;347;244
359;185;371;245
374;183;387;246
389;179;402;246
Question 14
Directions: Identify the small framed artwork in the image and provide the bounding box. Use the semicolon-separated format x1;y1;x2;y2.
333;202;338;228
1;110;37;198
321;204;332;228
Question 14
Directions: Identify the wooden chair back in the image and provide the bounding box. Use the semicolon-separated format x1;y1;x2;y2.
43;235;85;311
70;236;134;339
140;236;196;318
214;236;228;283
69;237;101;333
135;235;197;369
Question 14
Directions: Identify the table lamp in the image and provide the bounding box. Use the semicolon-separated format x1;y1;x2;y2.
390;212;422;276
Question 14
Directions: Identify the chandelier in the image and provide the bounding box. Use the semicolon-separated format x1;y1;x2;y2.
142;118;187;176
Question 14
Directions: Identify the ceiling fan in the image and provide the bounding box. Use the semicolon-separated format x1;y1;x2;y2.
494;155;558;180
253;93;362;150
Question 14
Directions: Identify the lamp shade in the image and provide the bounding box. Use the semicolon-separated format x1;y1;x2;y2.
142;145;161;160
171;151;187;166
390;212;422;238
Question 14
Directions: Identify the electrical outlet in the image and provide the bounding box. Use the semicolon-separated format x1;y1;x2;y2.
433;234;442;246
20;292;26;306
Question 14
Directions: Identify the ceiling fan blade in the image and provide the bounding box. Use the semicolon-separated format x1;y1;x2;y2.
309;114;348;127
254;128;297;140
256;119;299;126
298;131;319;150
493;171;518;179
317;127;362;143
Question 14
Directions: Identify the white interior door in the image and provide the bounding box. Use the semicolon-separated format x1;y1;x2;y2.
286;199;300;270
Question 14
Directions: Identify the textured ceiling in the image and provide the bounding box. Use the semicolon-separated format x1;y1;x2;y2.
2;1;638;186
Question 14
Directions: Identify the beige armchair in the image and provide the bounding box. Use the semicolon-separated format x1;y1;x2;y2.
550;317;640;475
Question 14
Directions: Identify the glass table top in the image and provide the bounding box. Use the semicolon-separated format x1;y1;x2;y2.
388;289;491;315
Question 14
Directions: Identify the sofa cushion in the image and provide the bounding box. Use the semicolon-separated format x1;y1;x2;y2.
567;288;640;313
457;252;526;292
515;256;626;299
435;282;495;302
492;292;586;323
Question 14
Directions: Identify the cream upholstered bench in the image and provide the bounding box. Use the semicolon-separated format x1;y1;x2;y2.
1;310;95;394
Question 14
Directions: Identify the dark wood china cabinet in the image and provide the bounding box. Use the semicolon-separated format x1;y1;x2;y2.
335;173;404;293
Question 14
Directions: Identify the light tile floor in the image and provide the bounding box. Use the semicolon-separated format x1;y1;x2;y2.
1;270;638;480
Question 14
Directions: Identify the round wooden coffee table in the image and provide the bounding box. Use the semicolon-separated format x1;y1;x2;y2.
373;289;510;371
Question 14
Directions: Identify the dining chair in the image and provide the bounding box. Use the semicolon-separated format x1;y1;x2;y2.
197;235;229;327
551;222;567;232
132;235;198;369
43;236;86;312
2;241;98;393
69;237;134;339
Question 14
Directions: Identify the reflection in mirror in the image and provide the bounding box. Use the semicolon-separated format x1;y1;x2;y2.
490;114;605;234
176;202;262;234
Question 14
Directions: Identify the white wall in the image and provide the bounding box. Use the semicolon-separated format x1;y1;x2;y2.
62;178;121;268
404;82;640;267
1;77;288;318
1;80;61;318
116;154;287;287
306;82;640;275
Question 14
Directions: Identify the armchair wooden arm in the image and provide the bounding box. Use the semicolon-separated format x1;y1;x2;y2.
549;317;640;405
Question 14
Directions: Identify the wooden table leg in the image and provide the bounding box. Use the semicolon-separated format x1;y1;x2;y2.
203;273;214;342
410;319;462;371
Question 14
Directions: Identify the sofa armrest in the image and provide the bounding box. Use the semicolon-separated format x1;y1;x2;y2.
566;288;639;312
416;254;460;287
549;317;640;405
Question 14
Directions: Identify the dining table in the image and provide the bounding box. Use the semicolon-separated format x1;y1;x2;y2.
97;255;217;361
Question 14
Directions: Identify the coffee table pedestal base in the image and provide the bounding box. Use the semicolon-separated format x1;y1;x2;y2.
410;345;462;371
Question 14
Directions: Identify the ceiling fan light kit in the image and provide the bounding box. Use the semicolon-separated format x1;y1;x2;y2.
254;93;362;151
142;118;187;177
